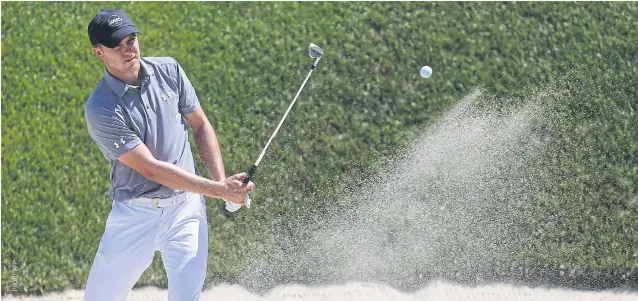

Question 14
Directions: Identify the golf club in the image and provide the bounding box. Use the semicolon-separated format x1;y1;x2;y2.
242;43;324;184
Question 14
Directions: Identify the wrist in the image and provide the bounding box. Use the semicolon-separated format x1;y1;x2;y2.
212;179;228;199
209;173;226;182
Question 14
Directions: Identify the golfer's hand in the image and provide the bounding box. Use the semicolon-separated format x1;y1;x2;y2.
222;172;255;204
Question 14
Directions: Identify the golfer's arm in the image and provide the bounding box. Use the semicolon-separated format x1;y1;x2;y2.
184;107;226;181
118;143;228;199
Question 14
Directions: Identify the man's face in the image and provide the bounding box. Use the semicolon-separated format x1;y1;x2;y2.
93;34;140;74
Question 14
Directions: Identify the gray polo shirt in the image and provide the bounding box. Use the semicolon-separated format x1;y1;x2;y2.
85;57;200;202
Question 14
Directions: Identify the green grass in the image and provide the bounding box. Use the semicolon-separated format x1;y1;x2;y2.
2;1;637;294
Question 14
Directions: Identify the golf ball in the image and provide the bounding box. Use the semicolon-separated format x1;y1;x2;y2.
420;65;432;78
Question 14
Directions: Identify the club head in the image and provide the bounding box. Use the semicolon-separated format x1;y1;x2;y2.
309;43;323;59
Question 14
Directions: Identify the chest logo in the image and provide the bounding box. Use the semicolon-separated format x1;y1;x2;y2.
161;92;173;101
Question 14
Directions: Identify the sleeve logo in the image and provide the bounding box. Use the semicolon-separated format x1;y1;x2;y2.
114;138;126;149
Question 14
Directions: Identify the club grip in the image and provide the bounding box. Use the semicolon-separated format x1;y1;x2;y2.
242;164;257;184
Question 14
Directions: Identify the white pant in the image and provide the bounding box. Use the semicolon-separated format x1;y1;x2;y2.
84;193;208;301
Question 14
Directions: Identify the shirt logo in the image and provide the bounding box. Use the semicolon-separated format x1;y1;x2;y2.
161;92;173;101
114;138;126;149
108;15;123;27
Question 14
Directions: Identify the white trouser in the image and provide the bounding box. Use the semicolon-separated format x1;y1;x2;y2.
84;193;208;301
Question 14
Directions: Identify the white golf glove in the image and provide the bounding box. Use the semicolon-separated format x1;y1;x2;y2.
224;194;251;212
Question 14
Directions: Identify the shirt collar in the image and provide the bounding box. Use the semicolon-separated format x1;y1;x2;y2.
103;58;154;97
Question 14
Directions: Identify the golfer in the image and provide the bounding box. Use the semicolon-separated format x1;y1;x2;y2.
83;8;254;300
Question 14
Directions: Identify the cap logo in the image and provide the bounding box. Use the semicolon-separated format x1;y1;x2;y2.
108;15;123;27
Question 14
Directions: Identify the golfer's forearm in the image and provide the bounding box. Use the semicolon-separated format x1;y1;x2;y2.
193;124;226;181
145;159;226;199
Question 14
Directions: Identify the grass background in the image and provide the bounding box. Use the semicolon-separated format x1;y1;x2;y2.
2;1;637;294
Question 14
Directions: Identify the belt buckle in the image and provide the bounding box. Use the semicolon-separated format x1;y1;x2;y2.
152;198;159;208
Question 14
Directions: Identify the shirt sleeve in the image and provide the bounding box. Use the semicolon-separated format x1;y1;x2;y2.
175;61;201;115
85;104;143;160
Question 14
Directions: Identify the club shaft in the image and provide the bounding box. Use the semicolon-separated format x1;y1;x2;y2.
254;68;315;167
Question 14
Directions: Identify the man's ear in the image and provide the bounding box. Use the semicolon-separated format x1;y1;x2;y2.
92;46;103;58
